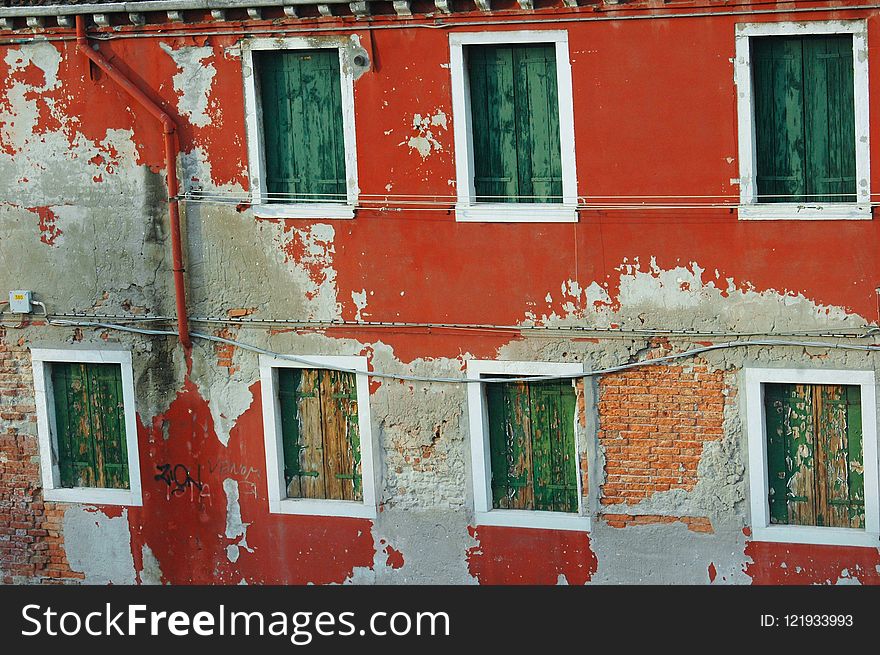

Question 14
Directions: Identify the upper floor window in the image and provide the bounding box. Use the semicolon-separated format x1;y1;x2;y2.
450;31;578;223
735;21;870;220
242;38;359;220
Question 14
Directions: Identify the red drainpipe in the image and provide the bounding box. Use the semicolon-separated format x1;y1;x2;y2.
75;15;191;349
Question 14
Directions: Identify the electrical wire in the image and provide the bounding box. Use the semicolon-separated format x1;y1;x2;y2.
43;316;880;385
32;311;880;339
178;190;874;212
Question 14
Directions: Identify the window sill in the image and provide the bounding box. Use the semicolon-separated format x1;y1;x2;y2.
751;525;880;547
455;203;578;223
43;487;141;507
474;509;590;532
253;203;356;220
738;203;871;221
269;498;376;520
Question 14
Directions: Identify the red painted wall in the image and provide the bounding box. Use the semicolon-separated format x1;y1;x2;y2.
4;2;880;584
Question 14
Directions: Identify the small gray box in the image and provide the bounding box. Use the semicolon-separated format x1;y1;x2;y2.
9;290;32;313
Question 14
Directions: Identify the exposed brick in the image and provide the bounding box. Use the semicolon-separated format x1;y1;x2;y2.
598;358;730;506
0;328;79;584
600;513;715;533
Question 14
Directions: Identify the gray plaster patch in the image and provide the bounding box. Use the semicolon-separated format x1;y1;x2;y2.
589;518;751;584
139;544;163;585
62;507;136;584
347;509;477;584
223;478;252;563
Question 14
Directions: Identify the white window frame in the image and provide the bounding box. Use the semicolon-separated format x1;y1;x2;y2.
450;30;578;224
31;348;142;507
242;37;359;220
734;20;871;221
466;360;589;531
744;367;880;547
259;354;377;519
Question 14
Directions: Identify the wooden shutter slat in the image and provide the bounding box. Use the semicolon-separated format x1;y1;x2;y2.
506;382;535;509
814;385;850;527
296;369;326;499
318;370;362;502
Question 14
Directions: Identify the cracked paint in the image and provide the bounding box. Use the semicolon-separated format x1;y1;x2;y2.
401;109;448;159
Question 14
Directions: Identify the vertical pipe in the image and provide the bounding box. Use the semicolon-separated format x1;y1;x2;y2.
75;15;191;348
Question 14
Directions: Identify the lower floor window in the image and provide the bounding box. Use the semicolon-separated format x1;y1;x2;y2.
764;383;864;529
485;378;578;513
277;368;362;502
51;361;129;490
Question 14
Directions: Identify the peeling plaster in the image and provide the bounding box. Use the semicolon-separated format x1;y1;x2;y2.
401;109;448;159
62;507;137;584
223;478;253;563
159;42;217;129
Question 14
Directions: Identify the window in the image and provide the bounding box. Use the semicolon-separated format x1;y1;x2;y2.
260;355;376;518
734;21;870;220
466;360;589;531
450;31;578;223
242;38;359;220
31;349;142;506
745;368;880;546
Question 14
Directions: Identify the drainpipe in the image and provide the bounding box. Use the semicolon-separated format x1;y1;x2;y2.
75;15;191;349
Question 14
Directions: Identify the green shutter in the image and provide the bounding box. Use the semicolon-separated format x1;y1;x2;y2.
753;37;807;203
803;36;856;203
51;362;128;489
486;381;533;509
763;383;864;529
258;49;347;204
468;44;562;204
277;368;362;501
486;378;578;513
844;385;865;527
278;367;306;493
764;384;816;525
753;35;855;204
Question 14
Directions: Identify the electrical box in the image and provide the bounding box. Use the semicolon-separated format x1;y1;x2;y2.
9;290;32;313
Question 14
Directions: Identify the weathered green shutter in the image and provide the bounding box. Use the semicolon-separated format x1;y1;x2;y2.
51;362;128;489
278;367;306;493
753;35;855;204
468;44;562;204
486;378;578;513
486;381;533;509
843;385;865;527
753;37;807;203
277;368;362;501
803;36;856;203
530;380;578;512
763;383;863;529
258;50;347;204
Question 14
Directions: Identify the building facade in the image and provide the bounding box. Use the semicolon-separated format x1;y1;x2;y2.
2;0;880;584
